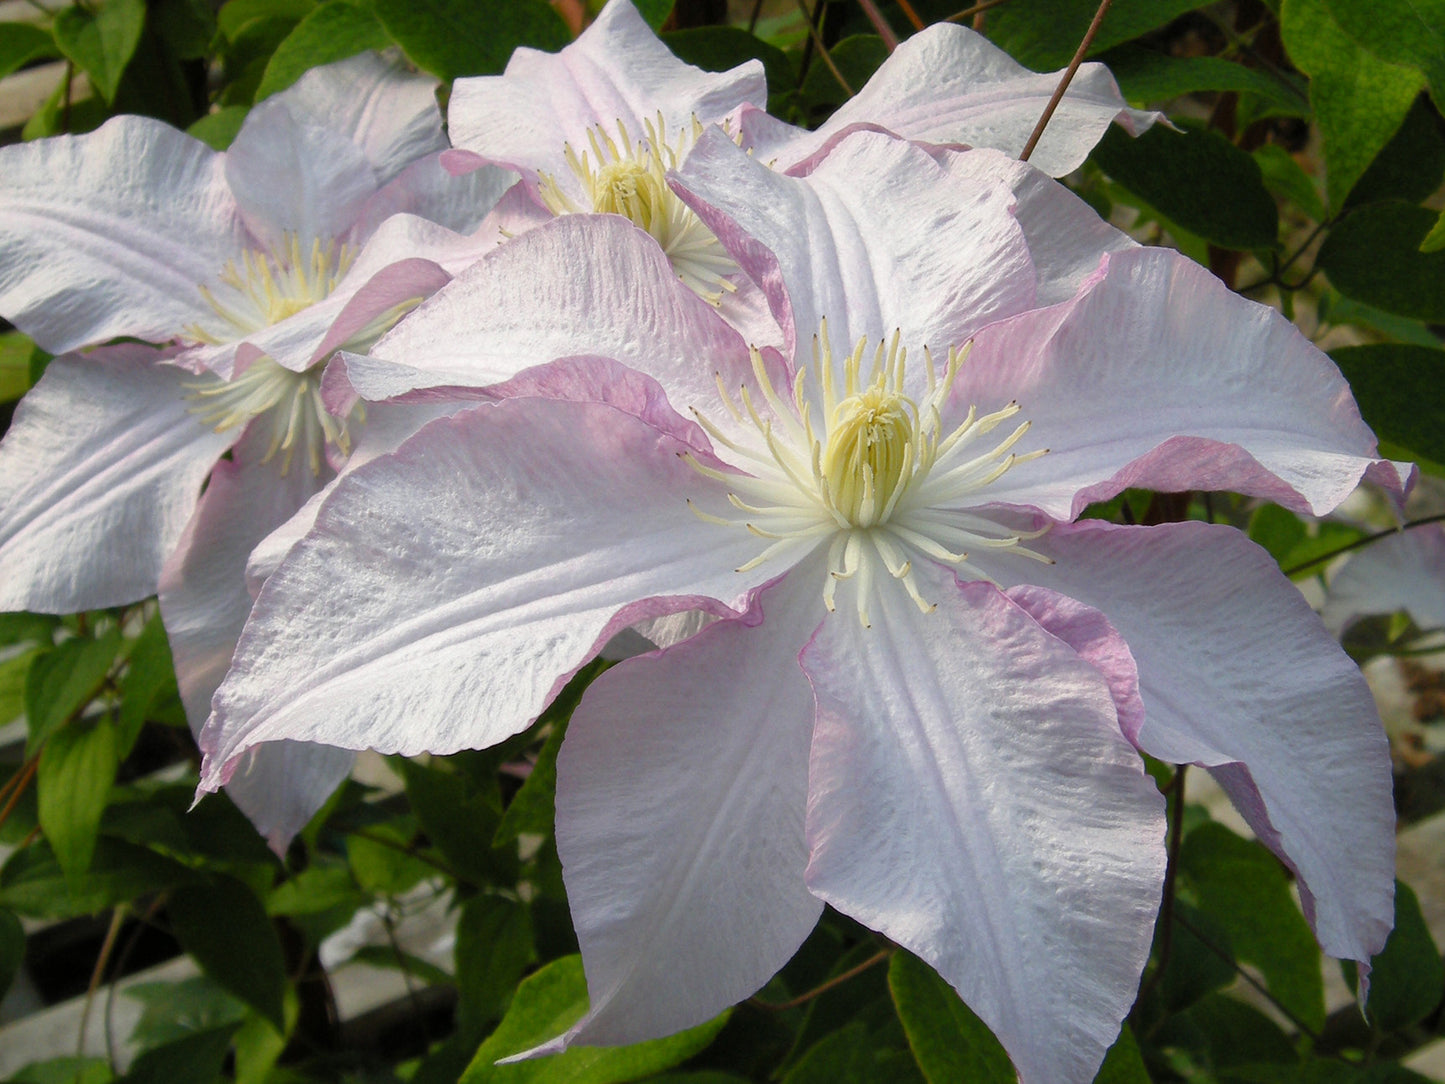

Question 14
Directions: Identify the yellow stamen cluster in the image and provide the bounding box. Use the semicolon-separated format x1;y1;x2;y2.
538;115;740;305
684;323;1051;625
187;234;356;345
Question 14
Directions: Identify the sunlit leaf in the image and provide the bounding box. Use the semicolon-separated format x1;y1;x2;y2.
887;951;1012;1084
52;0;147;103
371;0;568;80
25;626;125;755
254;1;390;99
37;714;119;880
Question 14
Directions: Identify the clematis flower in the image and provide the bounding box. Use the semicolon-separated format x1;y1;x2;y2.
199;130;1408;1082
1323;522;1445;637
0;52;513;847
441;0;1157;311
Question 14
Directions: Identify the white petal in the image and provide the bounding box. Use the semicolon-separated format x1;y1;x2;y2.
801;570;1166;1084
987;520;1395;966
952;246;1412;518
265;51;445;183
0;346;235;612
530;565;824;1053
447;0;765;180
674;127;1036;359
199;395;777;788
1322;523;1445;635
0;116;243;353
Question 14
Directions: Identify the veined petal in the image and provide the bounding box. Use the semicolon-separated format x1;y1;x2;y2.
447;0;765;179
673;127;1037;361
357;215;756;418
801;571;1166;1084
352;153;519;240
264;51;445;184
225;98;379;250
1322;523;1445;635
199;396;777;789
952;246;1413;518
158;423;334;851
749;22;1157;178
0;115;243;354
0;346;235;612
522;565;824;1055
985;520;1395;967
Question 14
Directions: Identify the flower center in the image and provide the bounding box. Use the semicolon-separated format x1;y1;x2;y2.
187;357;359;476
537;116;739;305
186;234;355;345
684;323;1051;625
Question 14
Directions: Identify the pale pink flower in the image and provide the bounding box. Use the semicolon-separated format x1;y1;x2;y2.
199;130;1407;1080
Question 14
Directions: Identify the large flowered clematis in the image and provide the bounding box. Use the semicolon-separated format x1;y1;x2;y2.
441;0;1156;310
0;52;513;847
200;130;1408;1081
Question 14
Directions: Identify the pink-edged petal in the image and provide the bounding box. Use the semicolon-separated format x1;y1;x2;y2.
1322;523;1445;634
752;23;1157;178
985;519;1395;966
952;246;1413;519
0;345;235;612
352;214;754;414
352;153;519;239
801;571;1166;1084
0;116;244;354
263;51;445;183
673;127;1036;359
225;97;379;250
307;257;450;366
447;0;764;180
524;566;825;1055
198;395;777;789
157;423;336;851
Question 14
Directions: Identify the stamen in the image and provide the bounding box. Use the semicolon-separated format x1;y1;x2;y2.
185;234;354;346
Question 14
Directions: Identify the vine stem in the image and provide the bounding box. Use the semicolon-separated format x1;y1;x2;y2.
795;0;853;96
1019;0;1114;163
750;947;894;1011
856;0;900;50
0;756;39;831
78;906;126;1058
946;0;1012;24
1284;512;1445;577
1134;764;1187;1012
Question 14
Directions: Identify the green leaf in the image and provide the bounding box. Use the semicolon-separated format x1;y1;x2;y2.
0;22;59;81
0;611;59;647
983;0;1205;70
455;894;536;1030
400;759;509;885
1253;144;1326;221
799;35;887;113
1346;96;1445;209
633;0;673;29
887;951;1012;1084
347;818;435;895
371;0;568;81
0;646;41;728
0;906;23;1002
0;329;42;402
1248;504;1308;567
151;0;219;59
217;0;316;42
1319;201;1445;320
1090;124;1278;251
117;615;179;758
1318;287;1444;347
459;955;729;1082
187;105;250;150
1154;901;1237;1013
782;1021;917;1084
52;0;148;103
1282;0;1425;210
168;875;288;1030
124;975;248;1049
122;1022;243;1084
0;838;195;918
1179;822;1326;1032
37;715;119;880
1166;991;1297;1069
25;627;126;755
1322;0;1445;107
1349;880;1445;1032
255;1;391;99
1100;45;1309;116
1421;207;1445;252
1330;344;1445;466
8;1057;114;1084
662;25;793;99
1093;1026;1148;1084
